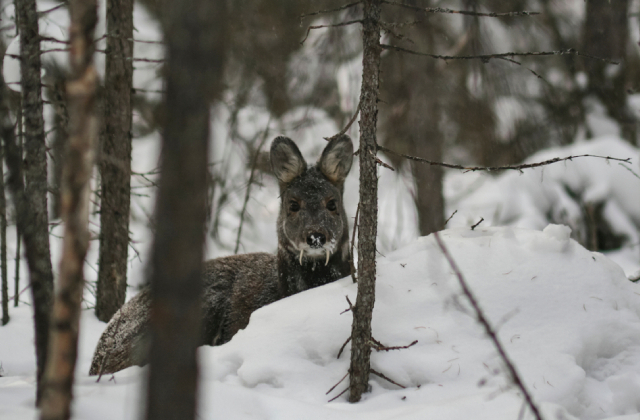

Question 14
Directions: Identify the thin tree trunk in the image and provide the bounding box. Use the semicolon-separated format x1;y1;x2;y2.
349;0;381;403
12;104;21;309
1;141;8;326
38;1;98;419
95;0;133;322
16;0;54;403
144;1;226;419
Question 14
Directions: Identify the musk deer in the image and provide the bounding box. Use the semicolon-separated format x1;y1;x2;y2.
89;134;354;375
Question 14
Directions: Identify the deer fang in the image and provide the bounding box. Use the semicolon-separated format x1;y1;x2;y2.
299;249;304;265
325;249;330;266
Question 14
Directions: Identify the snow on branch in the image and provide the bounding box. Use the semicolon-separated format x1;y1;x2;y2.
433;232;545;420
377;144;632;173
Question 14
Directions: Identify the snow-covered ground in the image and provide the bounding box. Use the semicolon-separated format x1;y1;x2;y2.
3;225;640;420
1;1;640;419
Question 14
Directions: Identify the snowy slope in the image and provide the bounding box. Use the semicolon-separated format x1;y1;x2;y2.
2;225;640;420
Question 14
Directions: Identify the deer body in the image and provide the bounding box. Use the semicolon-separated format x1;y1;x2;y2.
89;135;353;375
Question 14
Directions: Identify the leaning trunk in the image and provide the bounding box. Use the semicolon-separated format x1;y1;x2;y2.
349;0;381;403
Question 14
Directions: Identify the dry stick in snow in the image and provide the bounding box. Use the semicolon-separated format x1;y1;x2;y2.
433;232;545;420
39;0;99;418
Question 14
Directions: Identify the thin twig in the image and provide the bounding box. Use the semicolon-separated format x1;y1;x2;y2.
37;3;66;16
301;20;362;45
433;232;545;420
301;1;361;19
234;119;271;254
382;1;540;17
444;210;457;227
378;145;631;172
326;101;361;141
328;386;349;402
370;368;406;388
337;336;351;359
380;44;619;65
326;371;349;395
370;337;418;352
471;217;484;230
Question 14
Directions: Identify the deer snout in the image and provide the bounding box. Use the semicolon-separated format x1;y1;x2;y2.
306;232;326;248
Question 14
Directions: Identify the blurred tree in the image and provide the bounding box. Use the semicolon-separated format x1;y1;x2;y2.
38;0;99;418
144;0;226;419
582;0;636;143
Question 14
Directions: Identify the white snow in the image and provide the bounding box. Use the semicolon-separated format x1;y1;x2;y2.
1;2;640;418
3;224;640;419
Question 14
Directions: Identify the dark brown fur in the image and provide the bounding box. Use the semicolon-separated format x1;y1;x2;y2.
89;135;353;375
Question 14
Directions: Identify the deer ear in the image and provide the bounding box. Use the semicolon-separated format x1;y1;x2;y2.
271;136;307;185
318;134;353;185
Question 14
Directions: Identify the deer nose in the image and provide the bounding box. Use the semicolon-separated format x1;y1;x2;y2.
307;232;326;248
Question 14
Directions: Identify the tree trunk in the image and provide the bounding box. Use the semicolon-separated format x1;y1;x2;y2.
144;1;226;419
1;140;8;326
38;1;98;419
16;0;54;403
349;0;380;403
583;0;636;143
95;0;133;322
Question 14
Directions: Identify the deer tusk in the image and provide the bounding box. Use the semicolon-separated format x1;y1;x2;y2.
299;249;304;265
325;249;330;266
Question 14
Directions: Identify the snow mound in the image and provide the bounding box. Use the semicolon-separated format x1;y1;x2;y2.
197;226;640;420
3;226;640;420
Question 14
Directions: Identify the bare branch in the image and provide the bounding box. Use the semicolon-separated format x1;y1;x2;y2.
234;120;271;254
443;210;457;227
328;386;349;402
301;20;362;45
433;232;545;420
380;44;619;65
470;217;484;230
378;144;631;172
382;1;540;17
301;1;361;19
370;368;406;388
326;372;349;395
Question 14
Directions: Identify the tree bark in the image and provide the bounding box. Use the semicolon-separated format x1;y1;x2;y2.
583;0;636;143
1;140;8;326
349;0;381;403
16;0;55;403
38;1;98;419
144;1;226;419
95;0;133;322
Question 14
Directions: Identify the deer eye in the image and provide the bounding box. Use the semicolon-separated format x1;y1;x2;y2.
326;200;337;211
289;201;300;212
